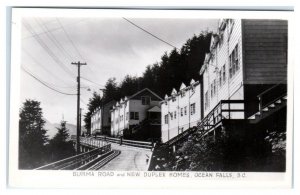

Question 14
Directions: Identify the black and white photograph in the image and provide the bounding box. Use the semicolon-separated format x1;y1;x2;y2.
8;8;293;188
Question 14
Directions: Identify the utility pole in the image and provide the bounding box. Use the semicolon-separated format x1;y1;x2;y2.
72;61;87;154
79;108;82;135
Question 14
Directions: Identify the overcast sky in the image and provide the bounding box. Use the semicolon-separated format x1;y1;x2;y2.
20;17;218;125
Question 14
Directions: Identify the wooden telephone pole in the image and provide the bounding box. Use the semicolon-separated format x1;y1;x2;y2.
72;61;87;154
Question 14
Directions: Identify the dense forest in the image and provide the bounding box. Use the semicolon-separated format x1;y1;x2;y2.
84;31;212;132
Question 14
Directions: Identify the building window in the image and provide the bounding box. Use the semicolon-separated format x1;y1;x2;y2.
172;96;176;102
219;32;224;47
126;112;129;120
174;111;177;119
213;79;216;96
184;106;187;115
135;112;139;120
228;19;235;35
191;86;195;93
181;108;183;117
205;91;209;110
164;115;168;124
181;91;186;97
229;44;239;79
219;71;222;87
130;112;139;120
211;83;214;97
169;112;173;120
141;96;150;105
222;65;226;84
190;103;196;115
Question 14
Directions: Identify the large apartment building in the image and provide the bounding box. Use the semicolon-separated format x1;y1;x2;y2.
110;88;162;137
200;19;287;119
161;79;201;143
160;19;287;144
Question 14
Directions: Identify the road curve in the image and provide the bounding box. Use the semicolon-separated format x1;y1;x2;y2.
99;143;152;171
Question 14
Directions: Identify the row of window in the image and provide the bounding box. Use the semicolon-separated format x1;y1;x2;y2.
164;103;196;124
205;44;240;110
113;111;140;124
218;19;235;49
229;44;240;79
115;96;151;110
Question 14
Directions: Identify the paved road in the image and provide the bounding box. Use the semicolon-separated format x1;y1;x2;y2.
100;143;152;171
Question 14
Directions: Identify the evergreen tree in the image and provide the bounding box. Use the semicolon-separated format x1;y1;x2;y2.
48;120;76;162
83;31;212;132
102;77;120;103
19;99;48;169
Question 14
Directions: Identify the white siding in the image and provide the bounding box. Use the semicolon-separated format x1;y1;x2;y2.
168;95;179;141
91;109;101;133
161;101;169;143
161;82;202;143
203;19;244;118
110;89;162;137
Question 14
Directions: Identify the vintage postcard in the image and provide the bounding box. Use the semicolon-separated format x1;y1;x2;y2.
8;7;294;188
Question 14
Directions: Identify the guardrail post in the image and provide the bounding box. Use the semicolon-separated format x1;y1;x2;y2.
258;96;262;113
228;102;231;119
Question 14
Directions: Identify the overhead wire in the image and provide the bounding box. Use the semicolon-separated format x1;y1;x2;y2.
22;48;75;87
122;17;179;50
23;21;76;79
81;76;105;88
35;18;75;61
22;18;89;40
21;66;77;96
56;18;86;61
56;18;100;82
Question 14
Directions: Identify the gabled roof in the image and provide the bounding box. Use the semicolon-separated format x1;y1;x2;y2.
180;83;186;90
171;88;177;95
164;94;168;99
190;79;195;85
129;88;163;101
147;106;161;112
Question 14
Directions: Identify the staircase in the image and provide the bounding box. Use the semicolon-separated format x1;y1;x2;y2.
164;100;245;146
248;94;287;124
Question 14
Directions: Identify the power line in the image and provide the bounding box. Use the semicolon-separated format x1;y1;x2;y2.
22;18;89;40
122;17;178;50
22;48;75;87
21;66;77;96
81;76;104;88
56;18;86;61
23;21;76;78
35;18;75;61
51;18;100;83
56;18;98;78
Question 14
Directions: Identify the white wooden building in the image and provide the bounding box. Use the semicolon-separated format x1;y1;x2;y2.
110;88;162;137
161;79;201;143
91;107;101;135
90;100;116;135
200;19;287;119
